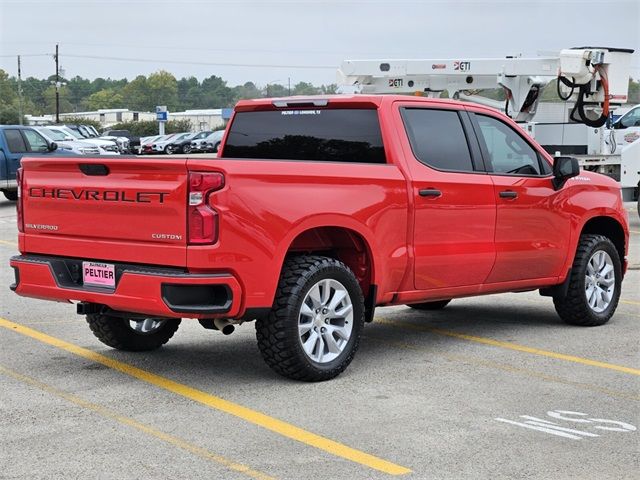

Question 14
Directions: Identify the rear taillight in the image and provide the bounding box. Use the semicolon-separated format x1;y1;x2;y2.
16;168;23;233
188;172;224;244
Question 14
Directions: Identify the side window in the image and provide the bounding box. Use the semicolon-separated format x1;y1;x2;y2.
619;108;640;128
4;129;28;153
475;114;544;176
400;108;475;172
23;130;49;153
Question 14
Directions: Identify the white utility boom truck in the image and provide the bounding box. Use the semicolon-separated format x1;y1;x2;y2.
338;47;639;215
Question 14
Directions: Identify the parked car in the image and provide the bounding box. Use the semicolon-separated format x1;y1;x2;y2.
0;125;75;201
202;129;225;153
35;127;101;156
181;131;212;154
48;126;120;155
190;130;223;153
162;132;198;154
10;95;630;382
101;135;130;153
139;135;163;154
103;129;141;153
151;133;190;154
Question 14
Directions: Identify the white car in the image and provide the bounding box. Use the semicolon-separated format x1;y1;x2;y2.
48;126;120;155
101;135;130;153
35;127;101;155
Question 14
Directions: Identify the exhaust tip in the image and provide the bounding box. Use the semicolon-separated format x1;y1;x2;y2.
221;324;235;335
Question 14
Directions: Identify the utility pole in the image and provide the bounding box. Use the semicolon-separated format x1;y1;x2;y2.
55;43;60;123
288;77;291;95
17;55;23;125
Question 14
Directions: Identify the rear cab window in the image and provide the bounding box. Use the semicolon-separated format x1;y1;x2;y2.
222;108;386;163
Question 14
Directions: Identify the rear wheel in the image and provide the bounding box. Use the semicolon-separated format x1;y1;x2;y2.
553;234;621;326
255;255;365;381
3;190;18;202
213;141;221;152
183;144;192;154
86;314;181;351
407;300;451;310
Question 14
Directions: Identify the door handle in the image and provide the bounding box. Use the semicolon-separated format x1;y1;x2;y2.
499;190;518;199
419;189;442;197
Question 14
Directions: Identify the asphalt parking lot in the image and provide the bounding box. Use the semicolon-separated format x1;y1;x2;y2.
0;198;638;480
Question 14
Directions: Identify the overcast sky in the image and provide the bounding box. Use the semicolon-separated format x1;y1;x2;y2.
1;0;638;88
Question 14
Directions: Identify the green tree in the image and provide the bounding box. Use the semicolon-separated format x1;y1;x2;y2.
121;75;149;111
201;75;234;107
233;81;262;101
84;89;124;110
146;70;179;111
292;81;319;95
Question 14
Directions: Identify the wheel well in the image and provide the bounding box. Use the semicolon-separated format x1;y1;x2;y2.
287;227;373;297
581;216;625;262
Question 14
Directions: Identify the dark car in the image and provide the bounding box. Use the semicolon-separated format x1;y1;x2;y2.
176;131;212;154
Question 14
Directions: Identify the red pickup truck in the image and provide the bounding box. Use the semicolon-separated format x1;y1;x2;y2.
10;95;629;381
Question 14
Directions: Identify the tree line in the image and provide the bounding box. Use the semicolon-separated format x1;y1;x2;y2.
0;69;338;124
0;68;638;125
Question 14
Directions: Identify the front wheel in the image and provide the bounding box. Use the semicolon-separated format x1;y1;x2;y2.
553;234;622;326
164;145;174;155
256;255;365;381
86;314;181;351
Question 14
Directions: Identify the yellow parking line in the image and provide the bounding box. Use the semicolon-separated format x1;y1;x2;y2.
621;299;640;306
367;336;639;401
0;239;18;247
0;317;411;476
0;364;275;480
375;318;640;376
630;230;640;235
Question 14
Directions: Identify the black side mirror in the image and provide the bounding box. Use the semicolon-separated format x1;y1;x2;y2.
552;156;580;190
47;141;58;152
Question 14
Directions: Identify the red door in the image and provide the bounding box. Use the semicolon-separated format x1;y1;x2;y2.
395;103;497;290
470;111;570;283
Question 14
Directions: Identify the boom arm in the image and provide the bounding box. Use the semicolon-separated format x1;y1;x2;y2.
338;47;634;125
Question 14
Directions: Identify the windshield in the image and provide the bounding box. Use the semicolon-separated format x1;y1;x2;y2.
59;127;82;139
41;128;67;141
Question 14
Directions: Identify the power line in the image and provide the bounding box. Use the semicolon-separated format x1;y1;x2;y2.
62;54;335;70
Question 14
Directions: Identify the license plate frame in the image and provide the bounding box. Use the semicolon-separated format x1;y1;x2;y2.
82;262;116;288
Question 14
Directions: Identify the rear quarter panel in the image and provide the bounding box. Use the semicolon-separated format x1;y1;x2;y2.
186;158;409;310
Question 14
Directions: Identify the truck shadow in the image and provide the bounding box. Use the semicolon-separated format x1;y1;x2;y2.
98;303;565;384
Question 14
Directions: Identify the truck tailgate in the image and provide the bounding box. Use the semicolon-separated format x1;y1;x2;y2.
20;157;189;266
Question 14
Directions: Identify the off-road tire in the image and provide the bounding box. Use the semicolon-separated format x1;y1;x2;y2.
553;234;622;326
407;300;451;310
86;314;181;351
255;255;365;381
3;190;18;201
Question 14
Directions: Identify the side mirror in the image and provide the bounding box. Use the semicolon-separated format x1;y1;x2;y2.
47;141;58;152
552;156;580;190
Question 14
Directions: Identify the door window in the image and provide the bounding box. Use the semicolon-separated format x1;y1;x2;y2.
618;108;640;128
4;129;28;153
475;114;547;176
23;129;50;152
400;108;475;172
